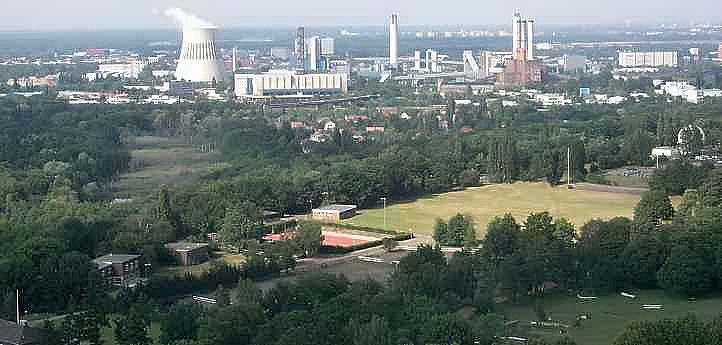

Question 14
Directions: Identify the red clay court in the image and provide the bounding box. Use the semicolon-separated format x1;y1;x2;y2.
262;230;382;248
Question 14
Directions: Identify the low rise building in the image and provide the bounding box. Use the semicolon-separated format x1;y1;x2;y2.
312;205;357;222
234;71;348;98
92;254;141;287
165;242;209;266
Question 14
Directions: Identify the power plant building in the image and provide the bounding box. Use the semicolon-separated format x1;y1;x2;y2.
175;26;226;83
512;10;534;61
500;10;542;87
234;71;348;98
618;51;678;67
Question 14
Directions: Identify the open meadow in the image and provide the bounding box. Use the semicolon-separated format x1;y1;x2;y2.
114;136;227;199
343;182;645;236
502;290;722;345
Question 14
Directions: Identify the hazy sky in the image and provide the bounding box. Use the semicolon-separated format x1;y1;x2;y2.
3;0;722;31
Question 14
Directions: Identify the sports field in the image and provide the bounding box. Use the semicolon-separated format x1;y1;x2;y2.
502;290;722;345
343;182;644;236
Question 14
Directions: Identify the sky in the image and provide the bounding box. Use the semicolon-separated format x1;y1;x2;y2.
2;0;722;31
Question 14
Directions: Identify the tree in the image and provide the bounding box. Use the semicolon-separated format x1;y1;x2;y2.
614;315;709;345
115;306;152;345
483;214;521;263
382;238;398;252
294;221;324;257
197;303;266;345
435;214;476;247
657;245;714;295
218;201;263;251
634;190;674;224
620;236;665;289
421;313;473;345
348;315;392;345
160;303;202;345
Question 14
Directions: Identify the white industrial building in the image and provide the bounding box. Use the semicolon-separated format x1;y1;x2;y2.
175;26;226;83
234;71;348;98
657;81;722;104
98;60;147;79
618;51;678;67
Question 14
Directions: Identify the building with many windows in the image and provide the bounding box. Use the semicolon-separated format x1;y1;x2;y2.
618;51;678;67
234;71;348;98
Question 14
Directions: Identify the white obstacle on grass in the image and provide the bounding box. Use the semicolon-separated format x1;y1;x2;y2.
621;292;636;299
577;294;598;300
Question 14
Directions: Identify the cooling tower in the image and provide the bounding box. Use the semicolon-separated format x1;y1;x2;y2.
175;26;226;83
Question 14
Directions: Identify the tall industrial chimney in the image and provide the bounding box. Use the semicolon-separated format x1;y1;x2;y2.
389;14;399;67
232;47;237;73
175;26;226;83
526;19;535;61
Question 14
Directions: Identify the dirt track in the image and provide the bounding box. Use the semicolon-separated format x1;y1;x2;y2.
572;183;649;196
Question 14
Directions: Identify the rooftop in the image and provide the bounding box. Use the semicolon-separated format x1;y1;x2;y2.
313;204;357;213
93;254;141;266
165;242;209;252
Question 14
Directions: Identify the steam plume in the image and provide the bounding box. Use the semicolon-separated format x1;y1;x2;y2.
164;7;215;28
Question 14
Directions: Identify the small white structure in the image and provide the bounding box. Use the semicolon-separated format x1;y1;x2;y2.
651;146;681;159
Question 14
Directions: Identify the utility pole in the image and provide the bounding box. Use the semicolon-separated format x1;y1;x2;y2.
567;146;572;187
16;289;20;325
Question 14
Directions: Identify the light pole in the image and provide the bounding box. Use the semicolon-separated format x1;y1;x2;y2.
381;197;387;230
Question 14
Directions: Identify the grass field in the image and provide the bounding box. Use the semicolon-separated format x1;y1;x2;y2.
157;251;246;278
343;182;643;236
502;290;722;345
115;136;227;199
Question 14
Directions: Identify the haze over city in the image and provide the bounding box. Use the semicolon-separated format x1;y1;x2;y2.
3;0;722;31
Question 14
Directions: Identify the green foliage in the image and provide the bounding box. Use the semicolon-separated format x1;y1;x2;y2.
634;190;674;224
114;305;152;345
657;245;715;296
434;214;476;247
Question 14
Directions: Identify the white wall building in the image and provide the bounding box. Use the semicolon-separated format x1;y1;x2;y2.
234;71;349;98
618;51;678;67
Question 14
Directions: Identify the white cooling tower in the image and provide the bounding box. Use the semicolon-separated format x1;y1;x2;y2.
175;26;226;83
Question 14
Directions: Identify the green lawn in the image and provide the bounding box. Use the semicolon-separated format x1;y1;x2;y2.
343;182;642;236
501;290;722;345
115;136;227;199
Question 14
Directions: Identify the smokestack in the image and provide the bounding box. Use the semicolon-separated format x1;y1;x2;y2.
526;19;535;61
389;14;399;67
512;10;521;60
232;47;237;73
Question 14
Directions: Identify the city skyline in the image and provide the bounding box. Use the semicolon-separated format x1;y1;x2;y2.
2;0;722;31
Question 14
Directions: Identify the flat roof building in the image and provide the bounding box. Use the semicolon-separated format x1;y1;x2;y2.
235;71;348;98
92;254;141;287
312;204;357;222
165;242;209;266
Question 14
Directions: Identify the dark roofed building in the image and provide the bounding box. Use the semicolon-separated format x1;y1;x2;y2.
0;320;47;345
92;254;141;287
165;242;209;266
312;204;357;222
